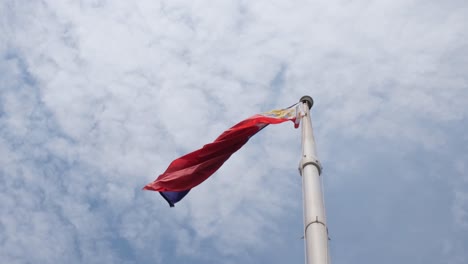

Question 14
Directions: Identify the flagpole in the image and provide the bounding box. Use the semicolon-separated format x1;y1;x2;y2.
299;96;330;264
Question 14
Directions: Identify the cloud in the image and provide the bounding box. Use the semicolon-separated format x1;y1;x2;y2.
1;0;468;263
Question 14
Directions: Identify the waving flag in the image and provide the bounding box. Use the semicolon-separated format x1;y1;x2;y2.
143;102;304;207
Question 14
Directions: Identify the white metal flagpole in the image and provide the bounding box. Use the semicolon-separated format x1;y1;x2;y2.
298;96;330;264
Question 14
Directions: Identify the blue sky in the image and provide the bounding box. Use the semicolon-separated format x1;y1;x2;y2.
1;0;468;263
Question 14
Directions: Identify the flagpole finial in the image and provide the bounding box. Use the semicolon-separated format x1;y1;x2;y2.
300;95;314;109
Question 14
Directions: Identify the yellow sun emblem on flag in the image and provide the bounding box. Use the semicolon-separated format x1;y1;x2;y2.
263;108;295;119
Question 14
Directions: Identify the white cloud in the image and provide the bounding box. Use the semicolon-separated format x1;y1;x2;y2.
2;0;468;263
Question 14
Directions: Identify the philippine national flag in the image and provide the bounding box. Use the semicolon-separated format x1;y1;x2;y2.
143;102;304;207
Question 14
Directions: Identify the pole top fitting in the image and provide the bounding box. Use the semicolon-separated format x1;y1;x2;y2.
300;95;314;109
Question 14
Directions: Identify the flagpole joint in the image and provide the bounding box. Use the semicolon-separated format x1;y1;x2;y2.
299;156;322;176
304;216;328;235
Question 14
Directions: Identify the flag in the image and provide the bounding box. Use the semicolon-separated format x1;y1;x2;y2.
143;102;304;207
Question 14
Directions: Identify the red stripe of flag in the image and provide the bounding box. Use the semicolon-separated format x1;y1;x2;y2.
143;103;302;207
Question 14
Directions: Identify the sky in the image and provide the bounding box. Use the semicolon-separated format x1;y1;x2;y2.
1;0;467;263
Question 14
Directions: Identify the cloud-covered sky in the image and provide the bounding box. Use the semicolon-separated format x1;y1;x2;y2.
1;0;467;263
